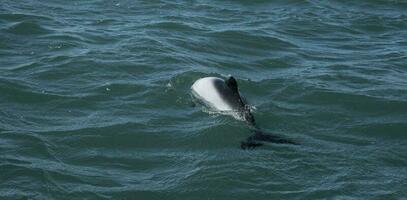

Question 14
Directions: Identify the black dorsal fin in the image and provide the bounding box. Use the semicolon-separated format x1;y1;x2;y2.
225;76;250;116
225;76;238;94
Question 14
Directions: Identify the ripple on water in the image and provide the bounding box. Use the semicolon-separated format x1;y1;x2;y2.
0;13;54;22
6;21;52;35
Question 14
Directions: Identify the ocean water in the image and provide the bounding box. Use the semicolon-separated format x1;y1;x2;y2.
1;0;407;199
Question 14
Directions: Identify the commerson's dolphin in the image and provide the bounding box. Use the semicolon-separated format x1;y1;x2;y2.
191;76;297;149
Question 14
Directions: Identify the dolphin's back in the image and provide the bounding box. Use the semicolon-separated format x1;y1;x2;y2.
191;77;240;111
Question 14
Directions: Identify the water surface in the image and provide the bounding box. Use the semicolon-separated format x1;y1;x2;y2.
1;0;407;199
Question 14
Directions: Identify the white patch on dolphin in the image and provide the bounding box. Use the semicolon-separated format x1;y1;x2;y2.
191;76;250;121
191;77;233;111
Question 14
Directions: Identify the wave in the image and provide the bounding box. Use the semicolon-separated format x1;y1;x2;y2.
0;13;53;22
5;21;52;35
145;21;208;32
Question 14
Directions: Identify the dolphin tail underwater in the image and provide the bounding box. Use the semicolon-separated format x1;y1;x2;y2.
241;129;298;149
191;76;297;149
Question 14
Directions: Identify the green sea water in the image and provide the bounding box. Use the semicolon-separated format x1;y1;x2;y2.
1;0;407;199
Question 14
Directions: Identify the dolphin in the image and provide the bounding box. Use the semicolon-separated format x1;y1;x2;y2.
191;76;297;149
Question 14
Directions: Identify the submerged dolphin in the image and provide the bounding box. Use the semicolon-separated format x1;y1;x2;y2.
191;76;297;149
